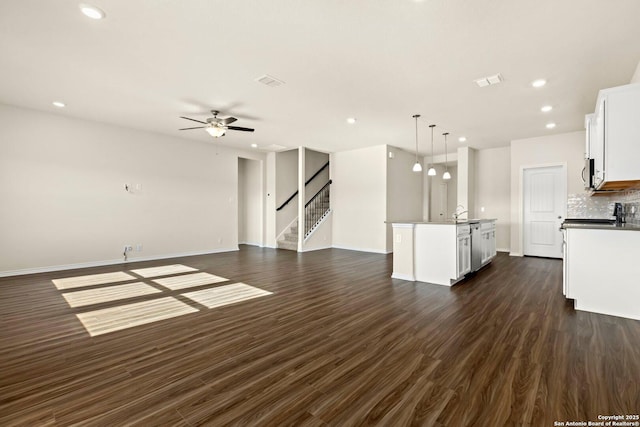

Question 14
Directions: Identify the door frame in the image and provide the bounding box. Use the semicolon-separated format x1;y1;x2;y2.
237;156;265;247
519;162;567;257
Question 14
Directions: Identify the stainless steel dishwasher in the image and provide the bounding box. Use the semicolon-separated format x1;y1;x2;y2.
470;221;482;272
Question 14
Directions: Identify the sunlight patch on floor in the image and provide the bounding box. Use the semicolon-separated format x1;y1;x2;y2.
130;264;198;278
153;272;229;290
62;282;161;308
76;297;199;337
52;272;136;290
53;264;273;336
181;283;273;309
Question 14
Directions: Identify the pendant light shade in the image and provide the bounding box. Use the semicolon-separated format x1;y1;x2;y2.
412;114;422;172
442;132;451;180
427;124;437;176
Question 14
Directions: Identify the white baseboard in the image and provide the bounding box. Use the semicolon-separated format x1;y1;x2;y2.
0;247;239;278
496;247;510;253
300;244;332;252
391;273;415;281
331;244;390;254
509;252;523;257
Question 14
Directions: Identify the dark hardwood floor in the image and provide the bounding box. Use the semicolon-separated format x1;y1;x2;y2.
1;247;639;426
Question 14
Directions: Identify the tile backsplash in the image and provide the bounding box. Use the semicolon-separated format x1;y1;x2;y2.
567;189;640;225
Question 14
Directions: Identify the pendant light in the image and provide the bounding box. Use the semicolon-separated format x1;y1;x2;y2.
442;132;451;180
427;124;437;176
412;114;422;172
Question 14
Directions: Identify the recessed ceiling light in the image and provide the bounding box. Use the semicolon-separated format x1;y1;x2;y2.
79;4;106;20
532;79;547;88
52;101;66;108
458;136;467;142
251;143;258;148
541;105;553;112
346;117;357;124
546;123;556;129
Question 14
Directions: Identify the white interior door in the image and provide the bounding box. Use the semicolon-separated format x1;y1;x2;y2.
523;165;566;258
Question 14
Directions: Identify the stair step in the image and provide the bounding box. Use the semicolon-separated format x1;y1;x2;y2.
284;233;298;242
277;240;298;251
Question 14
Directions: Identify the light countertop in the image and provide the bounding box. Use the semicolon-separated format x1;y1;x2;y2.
389;219;497;225
561;222;640;231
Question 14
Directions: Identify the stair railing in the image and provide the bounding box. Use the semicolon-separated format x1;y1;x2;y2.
304;180;332;238
276;161;329;211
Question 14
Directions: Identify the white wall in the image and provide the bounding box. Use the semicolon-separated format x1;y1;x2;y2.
386;146;423;252
457;147;476;218
475;146;511;251
0;104;265;275
509;130;585;255
275;149;298;235
238;157;262;246
304;149;330;204
428;165;457;222
264;152;277;247
331;145;388;253
631;60;640;84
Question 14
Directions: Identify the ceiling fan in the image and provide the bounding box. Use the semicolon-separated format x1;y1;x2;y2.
179;110;255;137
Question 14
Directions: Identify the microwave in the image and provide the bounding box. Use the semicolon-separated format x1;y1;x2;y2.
583;158;594;189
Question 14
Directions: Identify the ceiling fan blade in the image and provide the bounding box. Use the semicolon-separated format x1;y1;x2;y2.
179;126;207;130
180;116;207;125
220;117;238;125
227;126;255;132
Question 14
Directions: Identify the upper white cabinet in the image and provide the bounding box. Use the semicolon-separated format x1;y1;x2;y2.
592;83;640;191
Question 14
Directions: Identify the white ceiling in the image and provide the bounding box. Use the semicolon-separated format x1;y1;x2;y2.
1;0;640;156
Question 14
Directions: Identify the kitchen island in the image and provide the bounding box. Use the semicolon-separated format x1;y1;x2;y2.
391;219;496;286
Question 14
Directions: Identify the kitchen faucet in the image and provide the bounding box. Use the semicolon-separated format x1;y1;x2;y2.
452;205;468;221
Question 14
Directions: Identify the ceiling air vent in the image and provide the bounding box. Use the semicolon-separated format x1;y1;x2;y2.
256;74;285;87
474;73;503;87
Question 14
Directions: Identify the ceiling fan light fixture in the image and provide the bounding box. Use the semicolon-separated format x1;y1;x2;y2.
206;125;226;137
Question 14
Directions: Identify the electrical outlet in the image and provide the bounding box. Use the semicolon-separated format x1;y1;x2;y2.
135;244;143;252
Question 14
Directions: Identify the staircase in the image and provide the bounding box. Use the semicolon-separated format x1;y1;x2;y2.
277;222;299;251
277;187;331;251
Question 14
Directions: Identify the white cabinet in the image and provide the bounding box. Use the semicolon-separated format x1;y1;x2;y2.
584;113;596;189
592;83;640;190
409;223;471;286
480;221;496;265
563;227;640;320
456;233;471;278
584;113;595;159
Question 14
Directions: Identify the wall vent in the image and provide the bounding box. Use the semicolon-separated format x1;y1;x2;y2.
256;74;285;87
